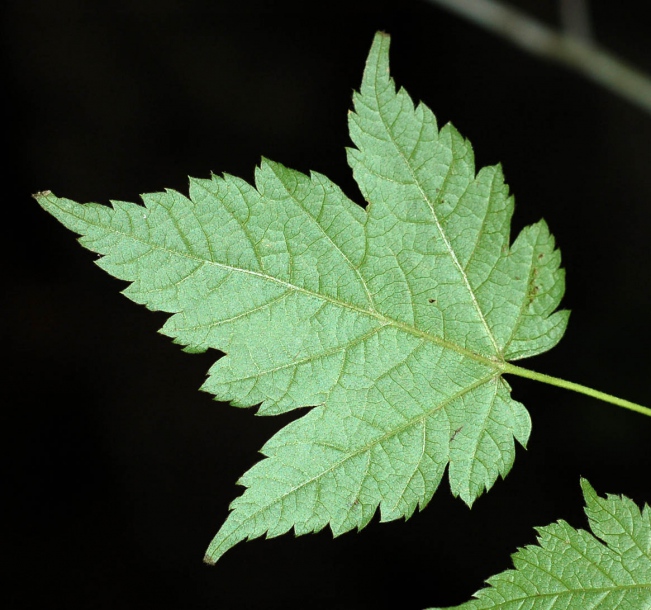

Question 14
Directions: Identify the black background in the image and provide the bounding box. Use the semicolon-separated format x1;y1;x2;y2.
5;1;651;608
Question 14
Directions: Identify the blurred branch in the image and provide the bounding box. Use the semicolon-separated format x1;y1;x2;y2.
559;0;593;42
425;0;651;116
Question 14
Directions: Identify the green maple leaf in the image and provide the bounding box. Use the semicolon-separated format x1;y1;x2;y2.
432;479;651;609
36;32;568;564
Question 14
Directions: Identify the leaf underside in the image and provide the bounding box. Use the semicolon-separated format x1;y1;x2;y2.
430;480;651;610
36;32;568;564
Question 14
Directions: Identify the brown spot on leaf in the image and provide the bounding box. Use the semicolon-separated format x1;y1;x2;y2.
528;285;540;305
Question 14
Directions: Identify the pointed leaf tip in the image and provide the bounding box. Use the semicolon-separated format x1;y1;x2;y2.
580;477;597;504
362;31;392;90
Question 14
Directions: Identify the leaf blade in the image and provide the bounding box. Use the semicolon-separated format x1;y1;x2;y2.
36;31;568;564
430;480;651;609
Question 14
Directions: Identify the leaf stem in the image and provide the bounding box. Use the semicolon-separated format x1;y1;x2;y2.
502;362;651;418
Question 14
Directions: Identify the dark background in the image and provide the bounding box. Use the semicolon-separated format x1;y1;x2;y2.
5;1;651;608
